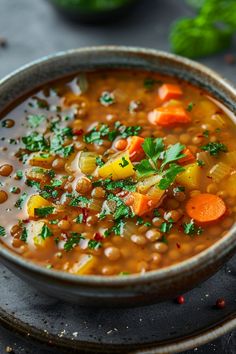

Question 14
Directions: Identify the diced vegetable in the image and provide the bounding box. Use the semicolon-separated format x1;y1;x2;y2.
25;167;49;182
158;84;183;102
193;100;217;120
69;255;96;275
127;136;144;161
99;153;134;180
136;174;162;193
211;114;227;128
122;221;139;238
125;189;164;216
225;174;236;197
196;151;213;167
29;153;54;168
27;195;51;218
178;148;195;165
79;152;98;174
209;162;231;183
186;193;226;223
223;151;236;167
176;163;201;189
149;106;191;126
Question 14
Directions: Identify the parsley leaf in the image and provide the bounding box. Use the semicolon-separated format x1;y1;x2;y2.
0;226;6;237
35;206;55;217
142;137;164;164
64;233;83;252
20;227;28;242
99;91;115;106
135;159;156;178
119;156;129;168
158;163;185;190
201;142;228;156
183;219;203;236
95;156;105;167
27;115;45;128
69;195;90;207
15;192;28;209
160;221;173;233
40;224;53;240
161;143;185;168
186;102;194;112
88;239;102;250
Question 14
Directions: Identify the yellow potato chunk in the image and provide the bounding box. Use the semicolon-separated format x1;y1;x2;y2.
176;163;201;189
27;195;51;218
69;255;96;275
225;174;236;197
29;153;54;168
99;153;134;180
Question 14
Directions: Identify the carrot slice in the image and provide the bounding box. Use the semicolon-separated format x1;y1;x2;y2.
125;192;151;216
186;193;226;223
178;148;195;166
158;84;183;102
149;106;191;127
127;136;145;161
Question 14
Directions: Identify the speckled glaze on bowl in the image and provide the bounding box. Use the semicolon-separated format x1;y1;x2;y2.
0;46;236;306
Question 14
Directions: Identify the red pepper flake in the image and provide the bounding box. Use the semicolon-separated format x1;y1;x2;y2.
215;298;226;309
82;208;89;223
73;129;84;136
94;232;103;241
176;295;185;304
176;242;181;249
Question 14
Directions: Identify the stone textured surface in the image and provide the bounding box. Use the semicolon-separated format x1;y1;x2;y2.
0;0;236;353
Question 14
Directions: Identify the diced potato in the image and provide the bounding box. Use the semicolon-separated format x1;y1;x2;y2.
211;114;227;128
147;185;165;203
136;175;162;193
176;163;201;189
27;221;46;248
193;99;217;120
99;153;134;180
29;153;54;168
222;151;236;168
27;195;51;217
69;255;96;275
209;162;231;183
225;174;236;197
25;167;50;182
79;152;98;174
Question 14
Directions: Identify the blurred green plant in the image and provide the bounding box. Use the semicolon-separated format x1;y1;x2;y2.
170;0;236;58
51;0;131;12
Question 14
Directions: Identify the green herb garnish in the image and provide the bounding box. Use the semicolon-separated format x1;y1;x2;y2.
183;220;203;236
40;224;53;239
27;114;45;128
35;206;55;217
99;91;115;106
64;233;83;252
201;141;228;156
20;227;28;242
88;239;102;250
0;226;6;237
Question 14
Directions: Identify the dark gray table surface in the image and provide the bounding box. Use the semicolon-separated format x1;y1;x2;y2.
0;0;236;353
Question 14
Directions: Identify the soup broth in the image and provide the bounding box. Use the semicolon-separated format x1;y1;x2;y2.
0;70;236;276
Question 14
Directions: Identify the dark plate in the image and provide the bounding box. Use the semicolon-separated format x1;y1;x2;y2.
1;256;236;354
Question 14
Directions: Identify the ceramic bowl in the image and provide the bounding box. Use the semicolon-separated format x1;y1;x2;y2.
0;46;236;306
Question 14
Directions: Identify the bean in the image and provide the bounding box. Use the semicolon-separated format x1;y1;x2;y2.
104;247;121;261
192;136;203;145
0;190;8;203
168;250;181;260
101;265;116;275
12;238;23;248
217;190;228;199
208;225;222;237
180;243;192;255
2;119;15;128
221;217;234;229
165;199;180;209
58;220;70;231
174;191;186;202
91;187;106;199
131;234;147;246
76;177;92;194
0;164;13;176
179;133;191;144
146;229;162;242
86;215;98;226
164;210;182;222
138;224;149;233
10;224;21;238
52;158;65;170
152;217;164;227
150;252;162;264
165;134;178;145
114;139;128;151
136;261;148;273
153;242;168;254
207;183;218;194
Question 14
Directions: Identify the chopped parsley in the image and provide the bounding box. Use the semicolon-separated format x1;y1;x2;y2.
35;206;55;217
173;186;185;194
75;214;84;224
40;224;53;239
15;192;28;209
197;159;205;167
64;233;83;252
119;156;129;168
95;156;105;167
26;179;40;190
88;239;102;250
20;227;28;242
69;195;90;207
99;91;115;106
186;102;194;112
0;226;6;237
201;142;228;156
93;177;136;192
183;220;203;236
160;221;173;233
203;130;209;138
104;219;125;237
22;132;49;152
16;170;23;180
27;114;45;128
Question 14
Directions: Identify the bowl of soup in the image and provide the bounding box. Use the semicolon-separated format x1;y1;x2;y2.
0;46;236;306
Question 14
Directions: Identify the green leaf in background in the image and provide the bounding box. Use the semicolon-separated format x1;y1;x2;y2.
171;0;236;58
52;0;131;12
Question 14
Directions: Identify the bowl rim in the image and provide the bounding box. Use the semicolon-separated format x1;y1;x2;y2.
0;45;236;286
